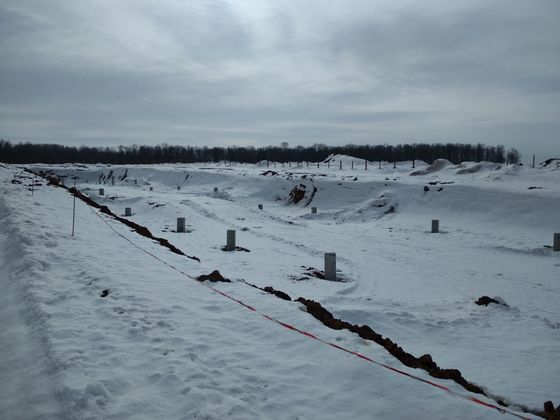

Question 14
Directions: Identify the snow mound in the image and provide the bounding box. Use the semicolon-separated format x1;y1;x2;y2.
410;159;453;176
503;164;524;176
322;154;363;165
334;191;399;222
455;162;502;175
541;158;560;169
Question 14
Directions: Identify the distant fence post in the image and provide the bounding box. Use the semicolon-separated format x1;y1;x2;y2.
364;160;367;170
125;207;132;217
99;188;104;196
554;233;560;251
258;204;263;210
72;182;76;237
311;207;317;214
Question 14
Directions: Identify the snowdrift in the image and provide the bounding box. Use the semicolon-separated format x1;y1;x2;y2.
410;159;453;176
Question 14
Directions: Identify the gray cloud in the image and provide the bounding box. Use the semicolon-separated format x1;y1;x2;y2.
1;0;559;162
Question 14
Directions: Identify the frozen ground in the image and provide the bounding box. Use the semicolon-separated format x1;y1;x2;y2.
1;157;559;419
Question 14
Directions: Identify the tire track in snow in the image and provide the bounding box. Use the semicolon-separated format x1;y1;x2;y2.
180;196;357;266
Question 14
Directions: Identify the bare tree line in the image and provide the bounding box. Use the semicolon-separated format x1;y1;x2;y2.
0;139;520;165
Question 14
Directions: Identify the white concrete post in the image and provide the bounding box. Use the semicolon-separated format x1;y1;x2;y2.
325;253;336;281
99;188;104;196
226;230;236;251
125;207;132;217
554;233;560;251
432;219;439;233
71;182;76;237
177;217;186;233
258;204;263;210
311;207;317;214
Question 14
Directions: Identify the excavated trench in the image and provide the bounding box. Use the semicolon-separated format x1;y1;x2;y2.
240;285;553;419
29;169;555;419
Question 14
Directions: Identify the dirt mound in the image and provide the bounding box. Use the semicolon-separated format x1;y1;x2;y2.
289;185;306;204
263;286;291;301
197;270;230;283
475;296;509;307
544;401;560;419
285;183;317;206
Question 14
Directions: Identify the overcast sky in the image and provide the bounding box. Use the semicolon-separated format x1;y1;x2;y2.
1;0;559;162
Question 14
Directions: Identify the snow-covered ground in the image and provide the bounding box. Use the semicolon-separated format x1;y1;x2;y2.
1;157;559;419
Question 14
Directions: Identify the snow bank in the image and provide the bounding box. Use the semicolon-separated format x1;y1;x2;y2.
410;159;453;175
541;158;560;169
455;162;502;174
